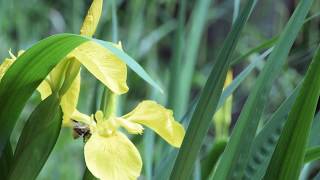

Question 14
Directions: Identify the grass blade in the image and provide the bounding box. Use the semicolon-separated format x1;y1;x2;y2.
217;48;272;109
8;94;62;180
304;147;320;163
169;0;257;179
243;83;301;180
154;46;270;180
211;0;314;178
264;44;320;179
201;139;228;179
231;37;277;66
169;0;212;119
167;0;186;119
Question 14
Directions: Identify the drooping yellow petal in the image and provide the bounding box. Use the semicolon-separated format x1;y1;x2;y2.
84;132;142;180
122;101;185;148
80;0;103;37
0;59;14;80
60;72;81;126
48;59;70;91
37;79;52;100
69;41;128;94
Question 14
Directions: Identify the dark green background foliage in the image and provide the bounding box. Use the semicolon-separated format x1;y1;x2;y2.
0;0;320;179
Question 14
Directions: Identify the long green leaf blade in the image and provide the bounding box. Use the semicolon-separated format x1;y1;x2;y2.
211;0;315;179
154;49;268;180
8;94;62;180
169;0;257;179
264;45;320;180
243;83;301;180
171;0;212;118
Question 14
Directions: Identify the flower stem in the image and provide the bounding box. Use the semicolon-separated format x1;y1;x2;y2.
100;88;116;119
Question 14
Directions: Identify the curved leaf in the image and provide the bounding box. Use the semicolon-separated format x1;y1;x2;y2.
169;0;258;179
8;94;62;180
212;0;315;178
264;44;320;180
0;34;88;159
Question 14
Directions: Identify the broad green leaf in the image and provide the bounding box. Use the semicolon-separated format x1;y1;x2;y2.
304;146;320;163
169;0;257;179
8;94;62;180
243;83;301;180
264;45;320;180
93;39;163;93
211;0;315;179
0;34;88;160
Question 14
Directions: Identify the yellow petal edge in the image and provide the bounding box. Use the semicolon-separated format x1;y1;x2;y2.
122;100;185;148
69;41;128;94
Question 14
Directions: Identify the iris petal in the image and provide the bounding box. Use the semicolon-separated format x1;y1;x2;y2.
60;72;81;126
80;0;103;37
69;41;128;94
84;132;142;180
122;101;185;147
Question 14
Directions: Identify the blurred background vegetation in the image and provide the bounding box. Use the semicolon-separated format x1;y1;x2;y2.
0;0;319;179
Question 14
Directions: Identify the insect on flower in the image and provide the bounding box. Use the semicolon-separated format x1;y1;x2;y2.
72;121;91;139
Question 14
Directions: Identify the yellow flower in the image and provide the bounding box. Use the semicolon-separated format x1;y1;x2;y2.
37;0;128;126
37;42;128;126
214;70;233;139
72;101;185;180
80;0;103;37
0;50;25;80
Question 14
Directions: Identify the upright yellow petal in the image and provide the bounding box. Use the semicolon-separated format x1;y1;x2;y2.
37;80;52;100
214;70;233;139
60;72;81;126
84;132;142;180
69;41;128;94
80;0;103;37
0;59;14;80
122;101;185;148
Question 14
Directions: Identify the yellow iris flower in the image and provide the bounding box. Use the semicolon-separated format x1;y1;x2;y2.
37;0;128;126
0;50;24;80
72;100;185;180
